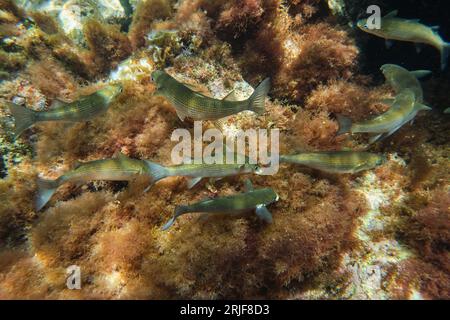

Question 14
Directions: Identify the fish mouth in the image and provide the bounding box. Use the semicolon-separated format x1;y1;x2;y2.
356;19;367;30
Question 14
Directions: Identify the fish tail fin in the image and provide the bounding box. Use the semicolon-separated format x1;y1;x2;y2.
248;77;270;115
35;177;59;211
144;160;169;184
335;114;352;135
8;102;37;139
161;205;188;230
440;42;450;71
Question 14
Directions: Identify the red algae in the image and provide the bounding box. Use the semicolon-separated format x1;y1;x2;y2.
0;0;448;300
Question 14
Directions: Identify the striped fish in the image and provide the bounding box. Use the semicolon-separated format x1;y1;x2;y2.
336;89;431;143
151;70;270;121
280;151;387;174
145;153;261;189
8;83;122;139
380;64;430;103
162;179;278;230
35;153;148;211
357;10;450;70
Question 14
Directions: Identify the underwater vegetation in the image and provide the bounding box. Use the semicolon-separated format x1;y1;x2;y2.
0;0;448;300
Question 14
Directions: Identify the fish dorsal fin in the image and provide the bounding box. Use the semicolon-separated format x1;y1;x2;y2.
181;81;211;97
244;179;254;192
116;152;129;160
384;10;398;18
414;103;432;111
408;19;420;23
431;26;440;32
410;70;432;79
73;160;83;169
222;89;240;101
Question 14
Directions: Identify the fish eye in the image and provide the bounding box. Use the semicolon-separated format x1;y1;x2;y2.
254;165;264;175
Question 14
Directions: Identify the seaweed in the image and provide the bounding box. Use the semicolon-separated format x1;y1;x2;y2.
0;0;448;300
83;19;132;76
129;0;174;49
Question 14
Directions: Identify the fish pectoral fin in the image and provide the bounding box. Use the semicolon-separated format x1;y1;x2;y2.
161;216;176;231
222;89;241;101
379;98;395;106
384;10;398;18
186;177;202;189
143;183;153;193
175;110;187;121
353;163;369;173
255;205;273;223
244;179;254;192
385;40;394;49
213;117;228;130
384;125;403;139
368;133;384;144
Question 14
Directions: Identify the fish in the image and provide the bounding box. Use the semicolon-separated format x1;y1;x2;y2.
357;10;450;70
145;153;261;189
8;83;123;139
161;179;278;230
380;64;431;103
336;89;431;143
279;151;387;174
151;70;270;121
35;152;149;211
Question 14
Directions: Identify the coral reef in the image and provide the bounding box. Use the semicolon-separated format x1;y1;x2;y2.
0;0;448;300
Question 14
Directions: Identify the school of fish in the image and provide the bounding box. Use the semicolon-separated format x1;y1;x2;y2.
4;8;448;230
